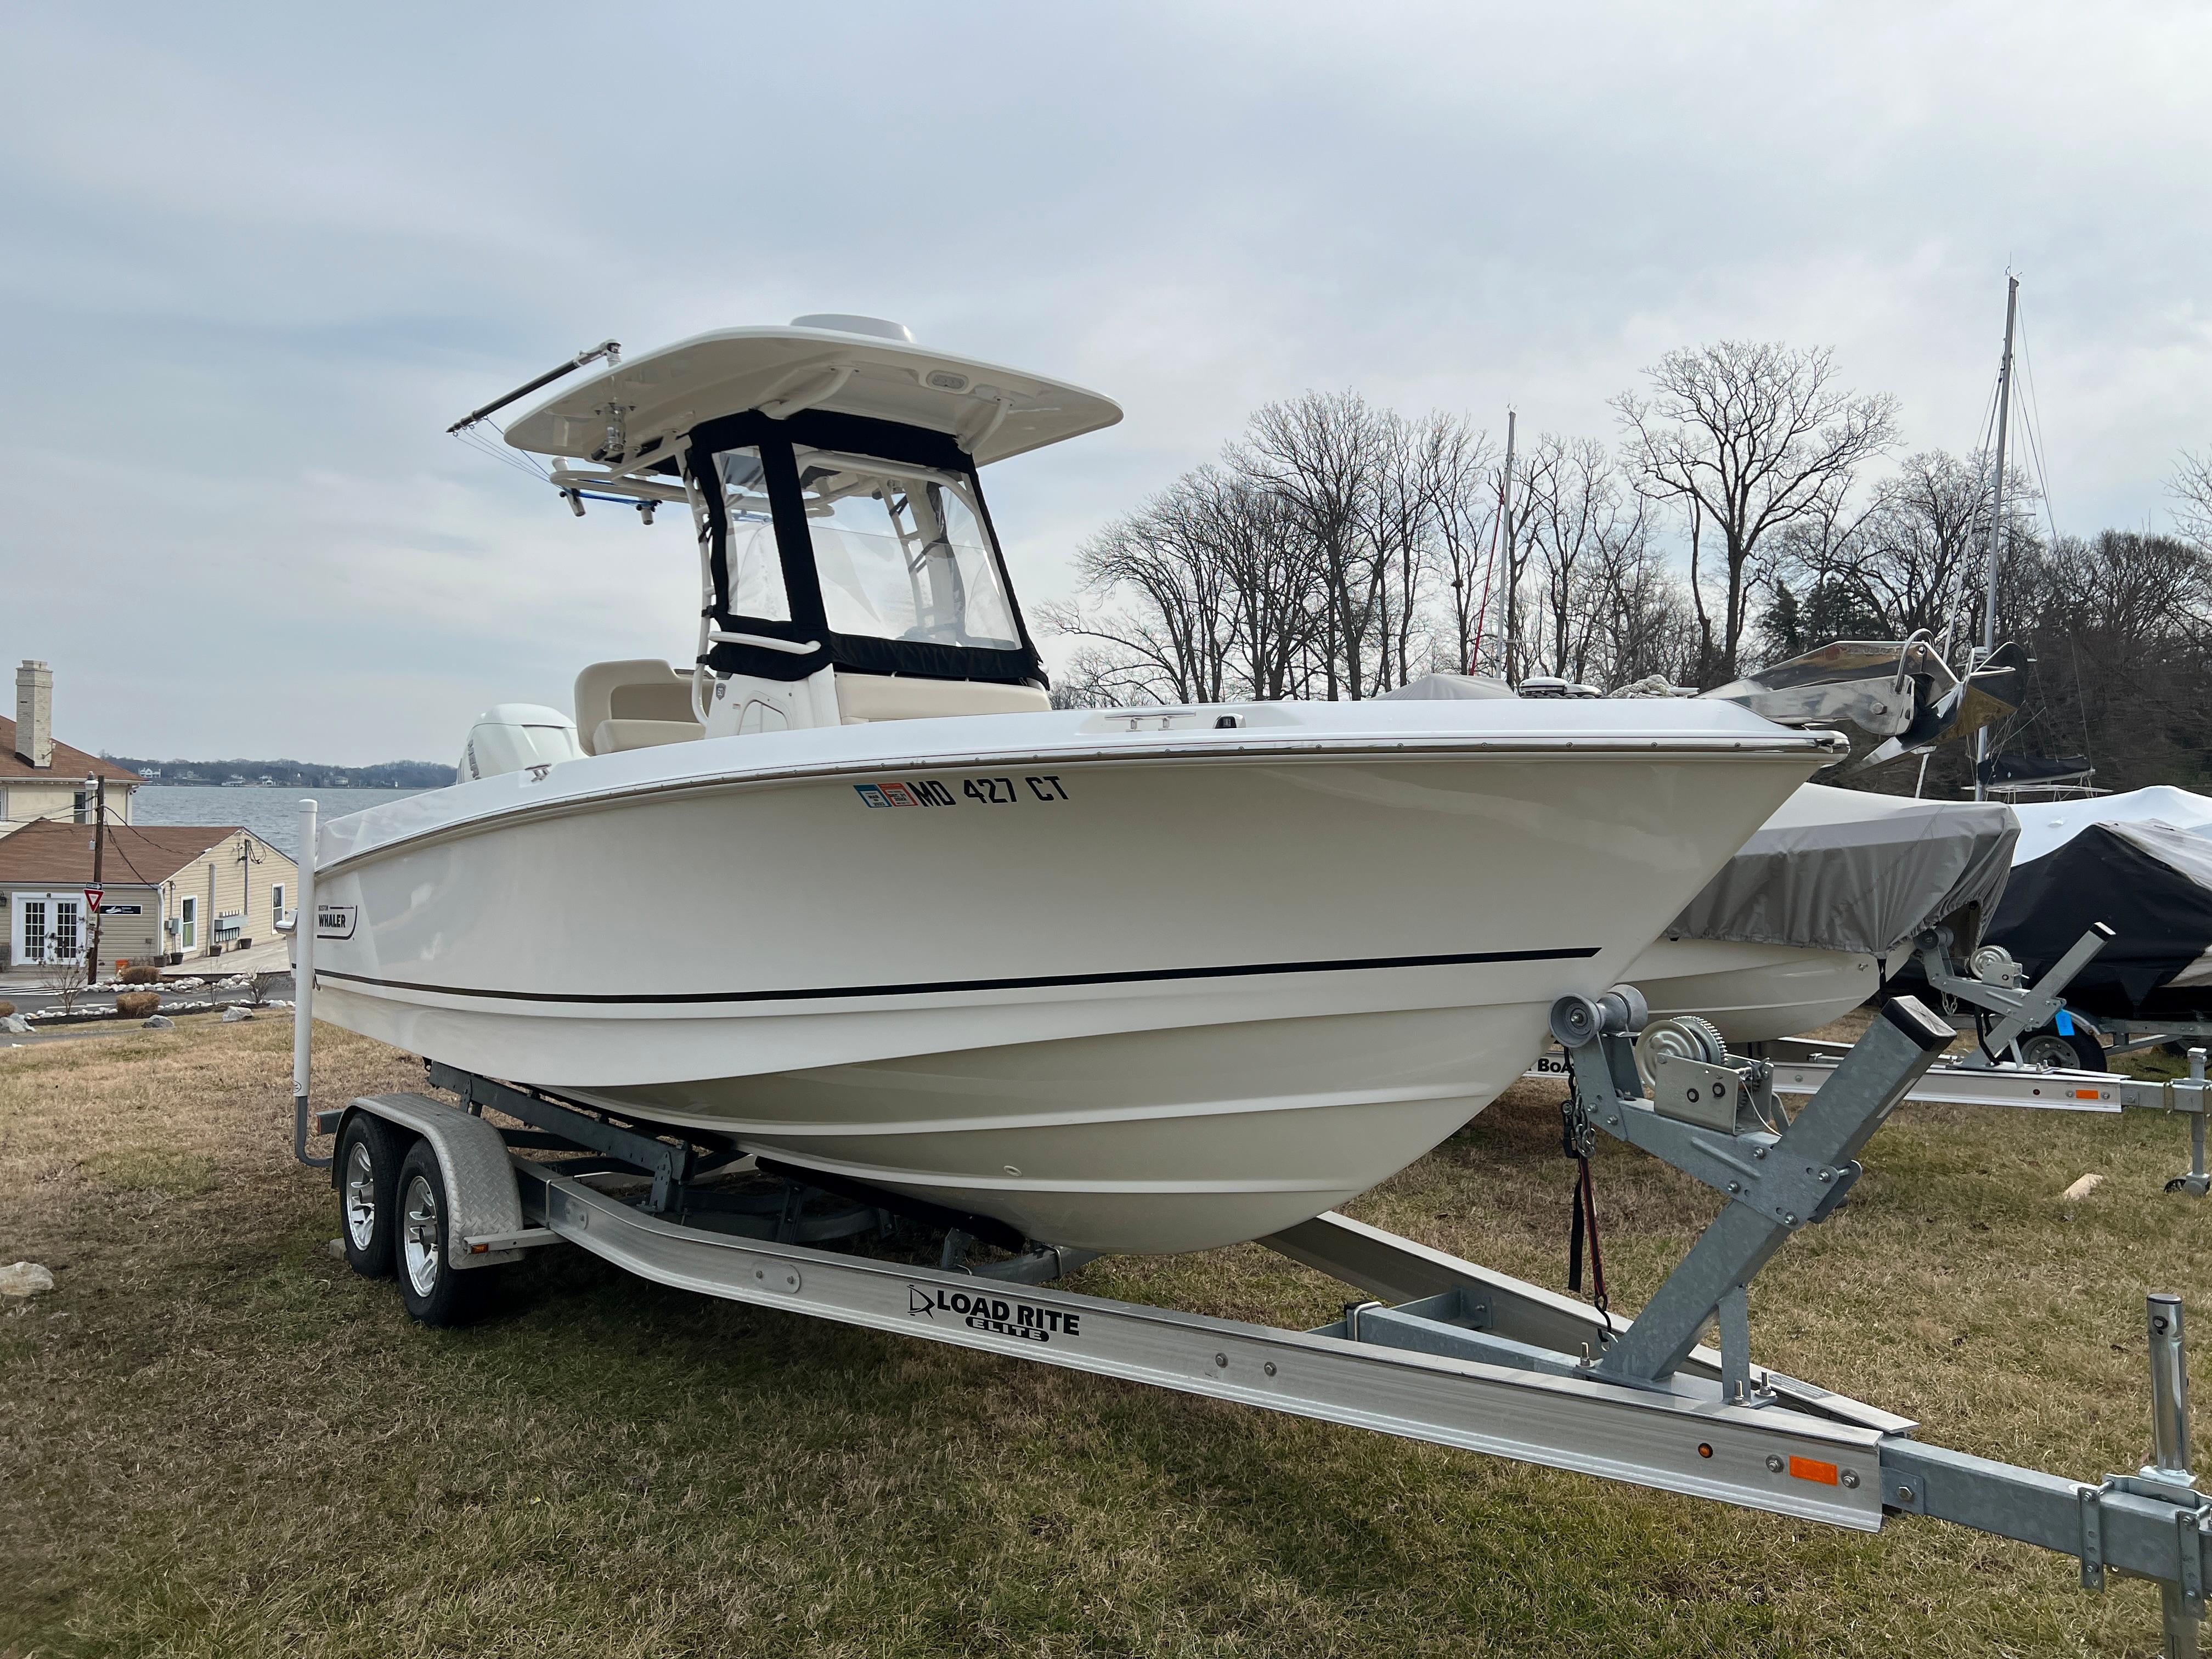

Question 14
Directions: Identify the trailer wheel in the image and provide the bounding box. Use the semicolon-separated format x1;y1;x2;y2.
336;1114;401;1279
2019;1025;2107;1071
394;1140;487;1327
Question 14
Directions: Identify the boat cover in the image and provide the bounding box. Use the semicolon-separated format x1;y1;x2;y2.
2007;784;2212;863
1663;784;2018;957
1985;786;2212;1019
1380;673;1517;701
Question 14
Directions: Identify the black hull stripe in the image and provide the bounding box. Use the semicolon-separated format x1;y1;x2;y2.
314;946;1600;1007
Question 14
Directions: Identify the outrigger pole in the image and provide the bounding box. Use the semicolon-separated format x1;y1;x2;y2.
446;340;621;435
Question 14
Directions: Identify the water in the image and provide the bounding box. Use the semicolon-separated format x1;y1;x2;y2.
131;785;432;859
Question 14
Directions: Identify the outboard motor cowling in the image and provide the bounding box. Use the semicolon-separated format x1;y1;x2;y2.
460;703;584;781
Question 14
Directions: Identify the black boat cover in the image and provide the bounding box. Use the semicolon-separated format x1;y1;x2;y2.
1665;785;2018;957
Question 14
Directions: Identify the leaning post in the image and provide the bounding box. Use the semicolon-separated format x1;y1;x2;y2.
291;799;326;1168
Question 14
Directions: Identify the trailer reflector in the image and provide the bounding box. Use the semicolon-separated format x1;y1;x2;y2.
1789;1455;1841;1485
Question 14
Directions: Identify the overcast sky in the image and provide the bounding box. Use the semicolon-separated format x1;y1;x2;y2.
4;2;2208;764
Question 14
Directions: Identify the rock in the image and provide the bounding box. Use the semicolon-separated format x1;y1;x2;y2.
142;1014;176;1030
2062;1172;2104;1203
324;1238;346;1260
0;1262;56;1298
222;1006;254;1022
0;1015;29;1034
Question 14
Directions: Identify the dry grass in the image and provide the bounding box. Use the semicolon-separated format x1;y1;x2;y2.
2;1014;2205;1656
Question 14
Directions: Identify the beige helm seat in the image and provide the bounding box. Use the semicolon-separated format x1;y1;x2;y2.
574;660;704;755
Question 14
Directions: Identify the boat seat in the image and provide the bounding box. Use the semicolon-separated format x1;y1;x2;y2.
575;660;699;755
834;672;1051;724
594;718;707;753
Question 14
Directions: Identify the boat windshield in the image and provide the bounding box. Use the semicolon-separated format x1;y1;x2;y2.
715;444;789;620
792;447;1020;649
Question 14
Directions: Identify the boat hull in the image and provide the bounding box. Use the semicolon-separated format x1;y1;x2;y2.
308;709;1829;1252
1625;936;1876;1045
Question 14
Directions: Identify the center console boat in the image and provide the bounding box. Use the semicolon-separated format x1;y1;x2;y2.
304;317;1843;1254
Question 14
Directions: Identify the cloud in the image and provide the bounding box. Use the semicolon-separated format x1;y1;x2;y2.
2;1;2208;760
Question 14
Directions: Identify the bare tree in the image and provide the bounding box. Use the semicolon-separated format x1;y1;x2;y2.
1514;435;1648;682
1043;472;1236;704
1364;410;1443;692
1237;392;1388;698
1613;342;1898;685
1765;450;2041;658
1423;417;1499;675
2173;448;2212;549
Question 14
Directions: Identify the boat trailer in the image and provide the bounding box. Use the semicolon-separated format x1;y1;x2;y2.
293;991;2212;1651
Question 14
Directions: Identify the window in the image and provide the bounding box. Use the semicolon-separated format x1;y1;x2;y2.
73;790;89;824
712;445;788;621
272;882;286;922
793;448;1020;648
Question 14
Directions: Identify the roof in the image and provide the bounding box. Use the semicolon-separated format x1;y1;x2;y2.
0;821;268;886
502;323;1123;469
0;716;143;785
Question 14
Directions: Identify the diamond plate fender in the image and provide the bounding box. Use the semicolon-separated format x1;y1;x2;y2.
341;1092;526;1268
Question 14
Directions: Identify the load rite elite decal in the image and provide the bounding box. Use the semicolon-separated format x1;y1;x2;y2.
908;1284;1080;1344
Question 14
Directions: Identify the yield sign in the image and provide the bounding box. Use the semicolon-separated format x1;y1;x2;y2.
83;887;103;913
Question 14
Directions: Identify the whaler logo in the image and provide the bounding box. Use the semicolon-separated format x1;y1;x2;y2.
908;1284;1080;1344
314;905;358;940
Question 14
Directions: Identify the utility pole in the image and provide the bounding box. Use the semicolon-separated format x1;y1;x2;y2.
1974;275;2019;803
1499;409;1518;682
86;774;108;980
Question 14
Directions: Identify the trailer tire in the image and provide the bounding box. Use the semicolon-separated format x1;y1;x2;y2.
336;1113;402;1279
2019;1025;2107;1072
394;1140;489;1327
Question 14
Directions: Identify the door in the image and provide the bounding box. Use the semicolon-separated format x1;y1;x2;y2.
11;894;81;966
179;894;198;952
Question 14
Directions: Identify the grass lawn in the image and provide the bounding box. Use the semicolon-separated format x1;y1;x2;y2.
3;1012;2207;1656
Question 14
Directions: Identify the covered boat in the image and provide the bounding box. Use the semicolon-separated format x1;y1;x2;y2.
1984;786;2212;1022
1623;785;2017;1044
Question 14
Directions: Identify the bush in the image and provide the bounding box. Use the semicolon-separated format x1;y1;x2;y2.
0;1000;14;1018
118;964;161;986
115;991;161;1019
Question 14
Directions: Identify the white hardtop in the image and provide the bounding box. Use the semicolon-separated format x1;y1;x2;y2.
503;319;1123;467
315;696;1835;874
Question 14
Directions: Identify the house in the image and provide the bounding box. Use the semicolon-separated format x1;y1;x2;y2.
2;659;141;836
0;821;297;972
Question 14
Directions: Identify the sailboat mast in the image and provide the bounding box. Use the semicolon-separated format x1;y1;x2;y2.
1973;275;2019;803
1499;409;1517;678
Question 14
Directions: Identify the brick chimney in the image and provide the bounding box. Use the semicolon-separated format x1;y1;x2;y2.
15;659;53;768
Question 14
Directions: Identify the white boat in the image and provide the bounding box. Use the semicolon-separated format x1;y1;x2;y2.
307;318;1841;1254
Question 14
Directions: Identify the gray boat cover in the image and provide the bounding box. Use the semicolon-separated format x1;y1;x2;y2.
1380;673;1517;701
1665;784;2018;956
